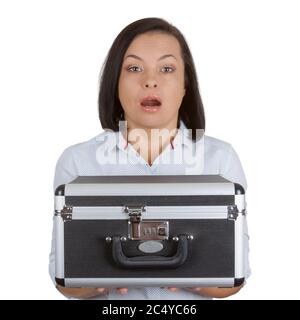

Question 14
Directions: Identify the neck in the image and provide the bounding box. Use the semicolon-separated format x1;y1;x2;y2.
121;119;179;165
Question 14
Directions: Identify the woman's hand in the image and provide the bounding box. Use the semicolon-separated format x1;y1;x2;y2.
168;287;205;296
57;286;128;299
168;285;243;298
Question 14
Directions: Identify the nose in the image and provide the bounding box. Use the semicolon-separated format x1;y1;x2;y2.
143;74;157;88
145;82;157;88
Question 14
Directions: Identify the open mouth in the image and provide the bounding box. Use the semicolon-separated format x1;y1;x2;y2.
141;99;161;107
140;96;162;108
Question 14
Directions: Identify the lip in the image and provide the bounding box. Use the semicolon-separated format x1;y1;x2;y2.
140;95;162;106
141;105;161;112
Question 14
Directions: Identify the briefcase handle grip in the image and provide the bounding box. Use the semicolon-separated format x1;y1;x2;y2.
111;234;189;269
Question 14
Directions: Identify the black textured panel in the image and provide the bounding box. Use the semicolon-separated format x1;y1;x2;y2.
64;219;235;279
65;195;234;207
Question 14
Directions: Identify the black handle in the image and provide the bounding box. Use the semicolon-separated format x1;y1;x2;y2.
111;234;189;269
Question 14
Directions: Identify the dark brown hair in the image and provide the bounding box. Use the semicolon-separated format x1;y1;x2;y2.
98;17;205;140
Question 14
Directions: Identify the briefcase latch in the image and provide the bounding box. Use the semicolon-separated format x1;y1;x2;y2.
124;205;169;240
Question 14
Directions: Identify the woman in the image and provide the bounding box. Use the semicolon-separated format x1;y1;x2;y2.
49;17;250;299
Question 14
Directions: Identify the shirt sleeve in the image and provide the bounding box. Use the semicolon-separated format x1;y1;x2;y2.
49;147;79;286
220;144;251;280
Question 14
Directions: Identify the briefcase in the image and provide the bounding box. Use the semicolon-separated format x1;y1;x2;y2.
54;175;246;288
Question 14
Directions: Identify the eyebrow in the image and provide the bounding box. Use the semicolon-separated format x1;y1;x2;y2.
123;54;177;61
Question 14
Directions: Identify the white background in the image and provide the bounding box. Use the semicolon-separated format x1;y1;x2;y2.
0;0;299;300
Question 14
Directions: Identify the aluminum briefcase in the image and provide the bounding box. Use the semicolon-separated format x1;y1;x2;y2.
54;175;246;288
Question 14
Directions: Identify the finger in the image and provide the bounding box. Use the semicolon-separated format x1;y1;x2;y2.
167;287;179;292
96;288;108;294
185;287;202;293
80;288;106;299
116;287;128;294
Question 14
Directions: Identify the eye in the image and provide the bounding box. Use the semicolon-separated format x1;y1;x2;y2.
161;66;175;73
127;65;143;72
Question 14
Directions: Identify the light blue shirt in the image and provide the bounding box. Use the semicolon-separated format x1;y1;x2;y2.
49;120;250;299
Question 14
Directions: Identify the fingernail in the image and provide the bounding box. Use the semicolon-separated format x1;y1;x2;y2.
119;289;128;294
168;287;178;292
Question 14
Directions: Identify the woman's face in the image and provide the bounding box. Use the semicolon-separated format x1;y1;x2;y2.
118;32;186;129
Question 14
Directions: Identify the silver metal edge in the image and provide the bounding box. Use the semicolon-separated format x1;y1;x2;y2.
234;194;245;278
55;195;65;212
65;277;234;288
55;215;65;279
71;206;229;220
65;182;234;196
